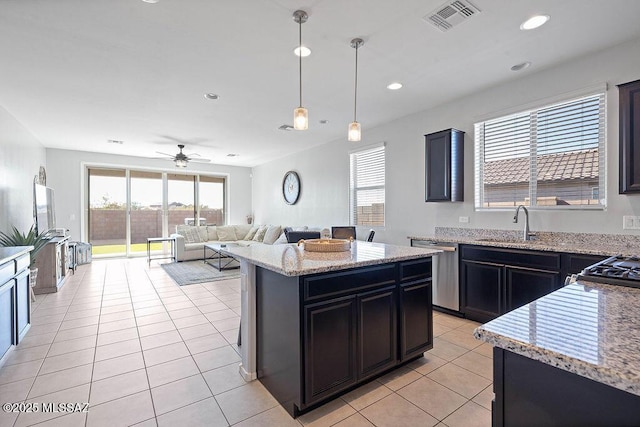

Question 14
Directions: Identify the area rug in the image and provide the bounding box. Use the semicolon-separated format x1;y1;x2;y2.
161;261;241;286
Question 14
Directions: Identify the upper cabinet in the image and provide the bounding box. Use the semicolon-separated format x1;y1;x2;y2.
618;79;640;194
425;128;464;202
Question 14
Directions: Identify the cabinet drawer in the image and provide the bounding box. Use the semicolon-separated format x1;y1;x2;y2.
15;254;30;273
399;258;432;283
461;245;560;271
303;264;396;302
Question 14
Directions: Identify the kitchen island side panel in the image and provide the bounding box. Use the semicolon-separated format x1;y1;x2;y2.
256;266;302;416
495;348;640;427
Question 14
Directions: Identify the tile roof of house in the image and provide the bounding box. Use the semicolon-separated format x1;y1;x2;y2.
484;149;598;185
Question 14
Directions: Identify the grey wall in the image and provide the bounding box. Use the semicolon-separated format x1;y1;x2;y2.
45;148;253;242
252;37;640;245
0;106;47;234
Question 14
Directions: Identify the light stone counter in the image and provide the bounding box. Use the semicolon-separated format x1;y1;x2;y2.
474;279;640;396
409;227;640;257
222;241;442;277
221;241;440;382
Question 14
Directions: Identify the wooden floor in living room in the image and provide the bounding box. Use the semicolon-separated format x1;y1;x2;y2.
0;258;492;427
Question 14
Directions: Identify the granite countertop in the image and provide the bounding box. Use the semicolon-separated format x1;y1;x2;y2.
409;227;640;257
0;246;33;265
221;241;441;277
474;279;640;396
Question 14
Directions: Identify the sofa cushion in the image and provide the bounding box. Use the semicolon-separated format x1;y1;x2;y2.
252;226;268;242
206;226;219;241
216;225;237;241
234;225;253;240
243;227;259;240
176;225;201;244
263;225;282;245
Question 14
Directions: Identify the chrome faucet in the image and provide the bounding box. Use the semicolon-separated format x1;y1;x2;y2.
513;205;535;241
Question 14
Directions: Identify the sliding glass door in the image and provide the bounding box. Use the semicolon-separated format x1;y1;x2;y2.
88;169;127;257
130;171;163;255
87;167;225;257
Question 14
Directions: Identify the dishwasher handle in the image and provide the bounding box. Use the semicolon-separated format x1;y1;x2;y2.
411;241;458;252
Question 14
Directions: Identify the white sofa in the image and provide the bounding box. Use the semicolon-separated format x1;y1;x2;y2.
171;224;303;261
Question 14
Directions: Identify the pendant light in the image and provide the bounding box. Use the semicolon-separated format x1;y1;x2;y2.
293;10;309;130
348;38;364;141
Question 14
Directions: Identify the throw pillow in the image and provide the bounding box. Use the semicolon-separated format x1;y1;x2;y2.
207;226;219;241
195;226;208;242
244;227;259;240
216;225;238;241
263;225;282;245
176;225;200;244
252;226;268;242
273;231;288;245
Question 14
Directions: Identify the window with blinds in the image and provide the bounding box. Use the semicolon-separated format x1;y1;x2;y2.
474;92;606;209
350;145;385;226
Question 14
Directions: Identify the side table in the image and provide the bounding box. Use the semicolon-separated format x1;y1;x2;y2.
147;237;176;266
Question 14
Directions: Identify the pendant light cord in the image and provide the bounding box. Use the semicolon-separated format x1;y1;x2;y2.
353;45;359;122
299;19;303;108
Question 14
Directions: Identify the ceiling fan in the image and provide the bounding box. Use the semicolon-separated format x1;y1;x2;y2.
156;144;211;168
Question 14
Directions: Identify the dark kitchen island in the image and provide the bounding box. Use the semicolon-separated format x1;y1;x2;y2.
222;241;440;417
475;279;640;427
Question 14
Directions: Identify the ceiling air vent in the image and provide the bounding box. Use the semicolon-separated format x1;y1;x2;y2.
424;0;481;32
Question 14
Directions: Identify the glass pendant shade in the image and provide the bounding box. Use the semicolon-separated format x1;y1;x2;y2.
175;159;187;168
348;121;361;142
294;107;308;130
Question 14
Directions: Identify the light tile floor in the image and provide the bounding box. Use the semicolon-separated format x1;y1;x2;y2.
0;258;492;427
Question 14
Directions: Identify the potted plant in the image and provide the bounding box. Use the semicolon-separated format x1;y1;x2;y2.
0;225;50;291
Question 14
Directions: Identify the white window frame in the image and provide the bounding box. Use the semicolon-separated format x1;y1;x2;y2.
474;91;607;211
349;143;386;227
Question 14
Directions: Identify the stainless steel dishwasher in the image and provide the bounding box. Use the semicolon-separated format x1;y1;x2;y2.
411;240;459;313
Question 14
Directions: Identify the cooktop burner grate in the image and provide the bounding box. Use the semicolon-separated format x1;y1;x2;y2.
577;255;640;288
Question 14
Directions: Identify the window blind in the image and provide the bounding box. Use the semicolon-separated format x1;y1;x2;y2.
474;92;606;209
350;145;385;226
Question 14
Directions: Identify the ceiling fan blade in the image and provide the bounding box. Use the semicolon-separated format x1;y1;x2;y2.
188;158;211;163
155;151;175;157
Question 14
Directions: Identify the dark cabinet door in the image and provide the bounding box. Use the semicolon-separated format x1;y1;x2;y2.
399;280;433;360
505;267;560;312
15;270;30;343
425;129;464;202
618;79;640;194
357;286;397;379
461;260;503;323
561;253;605;278
303;296;357;405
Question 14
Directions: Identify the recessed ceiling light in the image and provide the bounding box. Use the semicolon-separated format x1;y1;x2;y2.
278;124;294;131
226;153;239;157
204;93;219;100
107;139;124;144
387;82;403;90
520;15;549;30
319;120;329;124
294;46;311;57
142;0;159;3
511;61;532;71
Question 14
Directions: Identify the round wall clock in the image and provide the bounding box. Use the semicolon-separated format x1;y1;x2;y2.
282;171;301;205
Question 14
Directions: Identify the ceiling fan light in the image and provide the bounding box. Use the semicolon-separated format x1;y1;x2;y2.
348;121;361;142
293;107;308;130
175;159;187;168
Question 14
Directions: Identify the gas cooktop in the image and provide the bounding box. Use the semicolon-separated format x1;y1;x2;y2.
577;255;640;288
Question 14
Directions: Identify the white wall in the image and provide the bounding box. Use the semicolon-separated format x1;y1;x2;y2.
45;148;253;241
252;37;640;245
0;106;47;234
